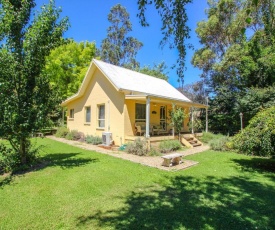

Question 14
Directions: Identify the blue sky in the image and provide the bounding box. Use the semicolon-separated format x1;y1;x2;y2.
36;0;209;87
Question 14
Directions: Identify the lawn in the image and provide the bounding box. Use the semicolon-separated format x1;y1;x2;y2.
1;138;275;230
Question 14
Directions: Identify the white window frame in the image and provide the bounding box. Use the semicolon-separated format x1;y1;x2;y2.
69;109;74;119
135;103;146;123
97;104;105;128
85;106;91;123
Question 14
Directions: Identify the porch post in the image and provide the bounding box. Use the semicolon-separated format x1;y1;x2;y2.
145;97;151;138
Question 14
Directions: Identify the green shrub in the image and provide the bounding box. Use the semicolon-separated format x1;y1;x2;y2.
233;106;275;157
209;136;231;151
65;130;82;141
198;132;224;143
85;135;103;145
148;146;161;156
126;138;147;156
55;127;69;138
0;142;40;173
159;139;182;153
0;144;20;173
65;132;74;140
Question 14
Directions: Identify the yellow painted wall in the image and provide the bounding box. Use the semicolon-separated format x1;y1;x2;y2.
66;69;125;145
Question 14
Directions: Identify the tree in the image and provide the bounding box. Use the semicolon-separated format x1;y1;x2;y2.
191;0;275;133
169;104;188;140
44;40;96;99
179;80;207;104
100;4;143;68
0;0;69;167
138;61;169;81
137;0;192;83
233;106;275;157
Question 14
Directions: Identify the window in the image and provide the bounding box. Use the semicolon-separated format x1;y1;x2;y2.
135;103;146;122
85;106;91;123
98;104;105;128
69;109;74;119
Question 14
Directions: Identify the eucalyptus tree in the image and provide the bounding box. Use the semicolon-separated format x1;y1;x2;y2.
100;4;143;68
138;62;169;81
0;0;69;166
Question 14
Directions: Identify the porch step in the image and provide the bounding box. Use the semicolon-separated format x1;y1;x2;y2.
181;135;203;148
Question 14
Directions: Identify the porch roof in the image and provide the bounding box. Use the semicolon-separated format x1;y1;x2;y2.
125;95;208;109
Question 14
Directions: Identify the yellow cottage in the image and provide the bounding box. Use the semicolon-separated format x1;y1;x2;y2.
61;59;207;146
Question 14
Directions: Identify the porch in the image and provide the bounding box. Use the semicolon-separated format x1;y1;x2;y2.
124;132;203;148
124;95;208;145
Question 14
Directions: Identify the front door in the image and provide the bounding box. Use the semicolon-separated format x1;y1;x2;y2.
160;106;166;131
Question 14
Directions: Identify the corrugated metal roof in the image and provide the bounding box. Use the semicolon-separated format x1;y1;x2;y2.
93;59;191;103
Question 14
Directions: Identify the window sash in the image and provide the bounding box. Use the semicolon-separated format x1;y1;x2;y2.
135;103;146;121
98;104;105;128
69;109;74;118
85;106;91;123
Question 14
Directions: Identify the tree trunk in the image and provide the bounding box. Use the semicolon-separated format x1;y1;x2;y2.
20;137;27;165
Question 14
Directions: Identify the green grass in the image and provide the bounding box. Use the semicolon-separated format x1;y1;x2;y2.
1;138;275;229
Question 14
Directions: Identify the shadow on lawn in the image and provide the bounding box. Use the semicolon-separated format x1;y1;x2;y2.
42;152;99;169
0;152;99;188
77;175;275;230
232;157;275;174
0;175;14;188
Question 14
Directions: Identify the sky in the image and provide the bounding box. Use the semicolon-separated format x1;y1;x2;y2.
35;0;209;88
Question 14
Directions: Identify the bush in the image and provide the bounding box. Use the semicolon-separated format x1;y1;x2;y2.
55;126;69;138
126;138;147;156
148;146;161;156
233;106;275;157
65;132;73;140
198;132;224;143
85;135;103;145
0;142;40;173
209;136;231;151
65;130;82;141
159;140;182;153
0;144;20;173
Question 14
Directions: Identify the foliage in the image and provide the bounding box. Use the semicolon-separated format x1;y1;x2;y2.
159;139;182;153
137;0;192;83
138;61;169;81
237;86;275;125
65;130;82;141
179;80;208;104
0;0;69;166
233;106;275;157
100;4;143;68
126;138;147;156
209;136;231;151
0;141;41;173
198;132;224;144
169;104;188;139
0;144;20;173
192;0;275;134
147;146;161;156
55;127;69;138
44;40;96;99
85;135;103;145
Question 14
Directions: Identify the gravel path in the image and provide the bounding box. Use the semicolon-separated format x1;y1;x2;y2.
47;136;210;171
